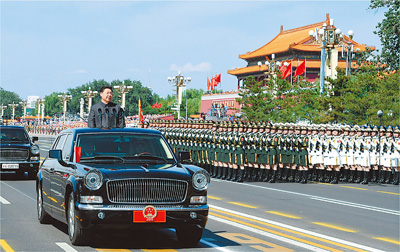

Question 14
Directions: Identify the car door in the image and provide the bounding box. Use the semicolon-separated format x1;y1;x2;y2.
51;133;73;218
41;134;66;215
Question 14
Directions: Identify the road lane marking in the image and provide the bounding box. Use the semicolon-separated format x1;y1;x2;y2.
209;214;333;252
210;210;352;252
210;204;386;252
219;233;293;252
200;239;232;252
0;181;36;202
0;240;15;252
0;196;11;204
312;222;357;233
228;202;257;209
218;180;400;215
377;191;400;196
266;211;302;219
208;195;222;200
372;237;400;245
340;186;367;190
56;242;78;252
96;249;131;252
309;196;400;216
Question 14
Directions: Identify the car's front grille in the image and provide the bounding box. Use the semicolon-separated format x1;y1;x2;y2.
0;149;29;161
107;178;188;204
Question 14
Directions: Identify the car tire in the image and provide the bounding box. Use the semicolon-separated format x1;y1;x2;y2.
37;183;52;224
176;226;204;246
67;194;90;246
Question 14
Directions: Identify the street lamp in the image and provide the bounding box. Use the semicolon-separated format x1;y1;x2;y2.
8;102;19;125
1;104;7;122
114;81;133;109
19;100;28;121
167;71;191;119
309;19;349;94
36;98;45;125
58;93;72;124
81;87;98;114
257;53;282;82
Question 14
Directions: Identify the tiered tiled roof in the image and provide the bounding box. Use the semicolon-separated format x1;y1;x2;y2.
228;14;375;76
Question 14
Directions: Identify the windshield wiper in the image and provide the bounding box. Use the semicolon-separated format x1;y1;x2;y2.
124;154;167;163
80;156;125;163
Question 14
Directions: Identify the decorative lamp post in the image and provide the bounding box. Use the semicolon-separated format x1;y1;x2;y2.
81;87;98;114
258;53;282;81
1;104;7;121
58;93;72;124
168;71;191;119
19;100;28;121
309;19;348;94
113;81;133;109
8;102;19;125
36;98;45;125
342;30;355;76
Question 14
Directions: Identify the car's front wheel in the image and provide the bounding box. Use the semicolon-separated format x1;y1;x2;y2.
176;226;204;246
67;194;90;246
37;183;52;224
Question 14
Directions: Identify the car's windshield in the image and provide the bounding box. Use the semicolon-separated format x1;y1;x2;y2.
76;133;175;165
0;128;30;143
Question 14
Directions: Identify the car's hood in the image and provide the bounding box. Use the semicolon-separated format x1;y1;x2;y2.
80;163;191;181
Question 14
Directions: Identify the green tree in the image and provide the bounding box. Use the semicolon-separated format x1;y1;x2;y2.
0;88;22;119
369;0;400;70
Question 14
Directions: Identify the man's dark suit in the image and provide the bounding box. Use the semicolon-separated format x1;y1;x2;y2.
88;101;126;129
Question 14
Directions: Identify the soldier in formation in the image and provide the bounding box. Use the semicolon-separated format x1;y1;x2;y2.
150;120;399;185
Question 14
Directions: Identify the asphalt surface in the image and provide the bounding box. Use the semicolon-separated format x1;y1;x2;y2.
1;135;399;252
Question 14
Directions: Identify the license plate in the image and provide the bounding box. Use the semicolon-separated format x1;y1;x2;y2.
2;164;19;169
133;207;166;223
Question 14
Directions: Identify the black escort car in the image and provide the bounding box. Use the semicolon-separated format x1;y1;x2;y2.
0;125;40;178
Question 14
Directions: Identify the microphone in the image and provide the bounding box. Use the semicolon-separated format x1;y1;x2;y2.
113;108;117;116
98;108;102;116
105;108;109;116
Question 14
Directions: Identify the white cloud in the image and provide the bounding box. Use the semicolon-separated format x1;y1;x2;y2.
169;62;211;72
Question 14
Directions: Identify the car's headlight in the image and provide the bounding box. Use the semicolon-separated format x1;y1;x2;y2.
192;170;210;191
84;169;103;190
31;145;40;155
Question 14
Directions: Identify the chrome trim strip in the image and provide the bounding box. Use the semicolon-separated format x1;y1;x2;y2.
77;204;208;212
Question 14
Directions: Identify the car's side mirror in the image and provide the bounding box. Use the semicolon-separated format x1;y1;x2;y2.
178;151;190;164
49;149;73;168
32;136;38;143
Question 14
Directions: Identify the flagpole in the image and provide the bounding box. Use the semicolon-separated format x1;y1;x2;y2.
290;60;293;86
304;58;307;80
297;58;300;84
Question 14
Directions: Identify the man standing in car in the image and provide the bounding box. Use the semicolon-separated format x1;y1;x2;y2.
88;85;126;129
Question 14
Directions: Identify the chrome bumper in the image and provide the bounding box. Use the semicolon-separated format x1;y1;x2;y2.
77;204;209;212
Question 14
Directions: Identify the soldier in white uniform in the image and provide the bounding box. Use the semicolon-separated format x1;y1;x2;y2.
381;126;394;184
329;125;342;183
360;126;372;184
369;126;380;182
339;125;350;182
392;126;400;185
353;126;364;183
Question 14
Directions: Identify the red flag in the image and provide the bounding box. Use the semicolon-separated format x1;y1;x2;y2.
265;56;270;61
282;63;292;79
279;64;287;74
294;61;306;77
152;103;156;109
157;103;161;109
214;74;221;85
207;77;211;91
139;99;144;123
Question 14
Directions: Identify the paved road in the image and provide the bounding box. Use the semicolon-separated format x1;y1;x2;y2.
1;136;399;252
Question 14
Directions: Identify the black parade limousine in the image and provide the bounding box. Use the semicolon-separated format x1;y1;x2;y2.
36;127;210;246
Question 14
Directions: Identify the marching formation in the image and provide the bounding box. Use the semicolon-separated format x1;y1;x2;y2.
151;120;400;185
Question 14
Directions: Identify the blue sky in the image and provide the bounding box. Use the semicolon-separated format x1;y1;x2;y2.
1;0;385;100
